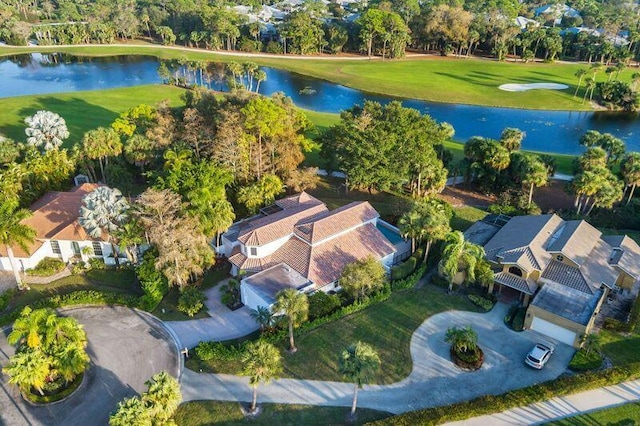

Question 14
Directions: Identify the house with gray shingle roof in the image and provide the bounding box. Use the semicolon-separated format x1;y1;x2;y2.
217;192;410;311
465;214;640;347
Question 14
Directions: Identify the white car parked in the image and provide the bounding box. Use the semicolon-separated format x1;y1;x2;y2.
525;342;555;369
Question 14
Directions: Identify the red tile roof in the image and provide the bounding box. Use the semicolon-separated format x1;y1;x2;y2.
294;202;380;244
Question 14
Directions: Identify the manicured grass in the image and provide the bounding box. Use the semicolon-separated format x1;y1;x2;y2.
547;401;640;425
0;85;186;146
600;329;640;366
0;44;615;111
3;268;140;313
291;285;479;383
451;206;488;232
568;349;603;372
174;400;392;425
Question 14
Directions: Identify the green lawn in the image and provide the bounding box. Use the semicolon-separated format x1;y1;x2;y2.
0;85;186;146
0;44;613;111
600;329;640;366
451;206;488;232
191;284;480;384
546;401;640;425
3;268;140;314
174;401;391;425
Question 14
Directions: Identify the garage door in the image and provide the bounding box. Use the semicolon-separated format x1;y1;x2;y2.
530;317;576;346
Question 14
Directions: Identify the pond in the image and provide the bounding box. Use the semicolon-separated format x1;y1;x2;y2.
1;53;639;154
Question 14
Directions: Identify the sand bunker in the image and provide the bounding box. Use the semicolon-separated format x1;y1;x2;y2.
498;83;569;92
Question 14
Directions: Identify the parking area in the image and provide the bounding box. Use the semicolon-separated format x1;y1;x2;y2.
0;306;180;426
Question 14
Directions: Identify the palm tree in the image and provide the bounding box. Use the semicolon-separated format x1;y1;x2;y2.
574;69;587;97
398;208;423;254
339;341;380;418
143;371;182;423
582;77;595;103
0;200;36;289
113;221;144;263
241;341;282;413
440;231;486;292
273;289;308;353
621;152;640;204
444;325;478;353
521;156;549;207
81;127;123;184
250;305;274;331
24;110;70;152
254;69;267;93
78;186;130;264
2;348;51;395
109;397;149;426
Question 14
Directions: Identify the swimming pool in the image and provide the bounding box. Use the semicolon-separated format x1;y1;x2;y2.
376;221;405;245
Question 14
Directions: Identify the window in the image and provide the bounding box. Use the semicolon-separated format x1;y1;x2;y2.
92;241;103;256
556;255;564;262
72;242;81;256
50;240;61;255
508;266;523;277
250;247;257;256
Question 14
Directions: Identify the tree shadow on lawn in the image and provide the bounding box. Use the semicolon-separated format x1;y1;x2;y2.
4;97;120;146
432;71;532;88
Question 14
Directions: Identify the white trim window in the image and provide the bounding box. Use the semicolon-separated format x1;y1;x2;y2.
92;241;103;256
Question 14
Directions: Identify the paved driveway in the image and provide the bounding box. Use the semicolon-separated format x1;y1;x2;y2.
165;283;258;349
0;306;180;426
181;303;575;414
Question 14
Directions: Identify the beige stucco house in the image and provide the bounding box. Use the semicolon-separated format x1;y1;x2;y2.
465;214;640;347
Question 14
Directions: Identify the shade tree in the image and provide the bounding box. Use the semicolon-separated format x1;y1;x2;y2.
339;255;387;302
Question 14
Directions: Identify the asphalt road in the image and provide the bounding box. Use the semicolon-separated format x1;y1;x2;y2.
0;306;180;426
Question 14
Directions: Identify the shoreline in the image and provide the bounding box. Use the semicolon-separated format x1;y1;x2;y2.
0;43;604;113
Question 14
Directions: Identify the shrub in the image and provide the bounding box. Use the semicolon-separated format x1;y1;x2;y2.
27;257;65;277
70;262;88;275
0;289;15;312
194;341;248;362
264;40;283;54
512;308;526;331
177;287;205;317
391;266;426;291
391;256;417;281
136;250;169;311
220;279;241;309
88;257;106;270
603;317;628;332
308;291;341;321
468;294;494;311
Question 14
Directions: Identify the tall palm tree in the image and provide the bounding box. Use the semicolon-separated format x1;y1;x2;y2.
398;209;423;254
582;77;595;103
241;341;282;413
250;305;274;331
24;110;70;152
143;371;182;422
440;231;486;292
254;69;267;93
273;289;308;353
78;186;130;264
621;152;640;205
631;72;640;91
339;341;380;418
81;127;123;184
0;201;36;289
573;69;587;97
521;156;549;207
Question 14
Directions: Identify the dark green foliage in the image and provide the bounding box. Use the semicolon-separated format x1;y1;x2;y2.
391;266;426;291
374;363;640;425
504;305;526;331
391;257;417;280
488;191;541;216
195;341;248;362
27;257;66;277
88;258;107;270
307;291;342;321
136;250;169;311
468;294;493;311
177;287;205;317
220;279;241;309
596;81;639;112
588;199;640;232
0;289;14;311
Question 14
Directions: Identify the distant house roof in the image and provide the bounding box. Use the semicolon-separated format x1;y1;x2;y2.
602;235;640;280
0;183;101;257
532;281;603;325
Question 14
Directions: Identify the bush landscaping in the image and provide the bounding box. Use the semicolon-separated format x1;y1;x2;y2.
177;287;205;317
568;349;603;372
467;294;494;312
26;257;66;277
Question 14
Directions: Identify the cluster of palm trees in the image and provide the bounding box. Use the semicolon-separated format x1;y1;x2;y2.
158;59;267;93
240;338;380;417
2;307;89;396
574;63;640;104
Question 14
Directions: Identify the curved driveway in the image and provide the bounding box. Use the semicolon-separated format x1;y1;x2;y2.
181;304;575;414
0;306;180;426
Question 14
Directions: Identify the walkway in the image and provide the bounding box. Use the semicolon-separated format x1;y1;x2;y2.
165;282;258;349
180;304;574;414
449;379;640;425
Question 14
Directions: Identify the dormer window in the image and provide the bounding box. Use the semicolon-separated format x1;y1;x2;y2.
250;247;257;256
556;255;564;262
508;266;523;277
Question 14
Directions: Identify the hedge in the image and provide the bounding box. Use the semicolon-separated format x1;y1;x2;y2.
467;294;494;312
373;362;640;425
0;290;140;327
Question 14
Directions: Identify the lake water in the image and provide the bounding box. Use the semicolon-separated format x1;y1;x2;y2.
1;53;639;154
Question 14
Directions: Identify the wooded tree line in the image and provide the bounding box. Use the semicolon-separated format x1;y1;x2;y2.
3;0;640;62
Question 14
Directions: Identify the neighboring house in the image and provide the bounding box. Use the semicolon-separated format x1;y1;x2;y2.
465;214;640;347
534;4;581;25
515;16;540;30
217;192;410;311
0;184;118;273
